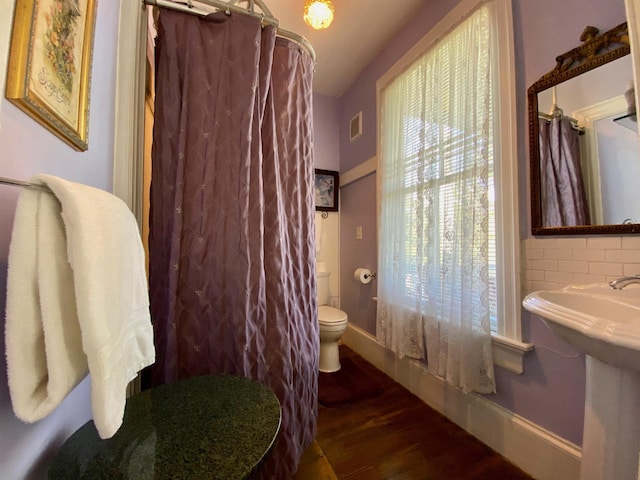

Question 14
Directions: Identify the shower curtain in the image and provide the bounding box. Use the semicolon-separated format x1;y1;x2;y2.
539;116;590;226
148;9;318;478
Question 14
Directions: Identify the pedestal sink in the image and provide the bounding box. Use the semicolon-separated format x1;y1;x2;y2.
523;283;640;480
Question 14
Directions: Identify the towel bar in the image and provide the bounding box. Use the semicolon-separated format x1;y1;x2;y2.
0;176;51;193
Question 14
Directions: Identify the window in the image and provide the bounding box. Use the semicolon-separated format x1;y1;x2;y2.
377;0;530;374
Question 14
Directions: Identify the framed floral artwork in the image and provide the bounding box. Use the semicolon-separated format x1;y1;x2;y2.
5;0;98;151
314;169;339;212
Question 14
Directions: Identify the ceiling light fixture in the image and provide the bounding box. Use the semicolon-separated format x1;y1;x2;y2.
303;0;334;30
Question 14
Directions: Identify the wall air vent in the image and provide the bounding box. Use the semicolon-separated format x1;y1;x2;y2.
350;111;362;142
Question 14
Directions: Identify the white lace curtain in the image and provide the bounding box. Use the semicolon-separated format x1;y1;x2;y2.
377;3;496;394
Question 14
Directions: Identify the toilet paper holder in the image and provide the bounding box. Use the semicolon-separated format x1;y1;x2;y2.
354;268;376;284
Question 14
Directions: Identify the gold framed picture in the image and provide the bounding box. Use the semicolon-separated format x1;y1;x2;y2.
5;0;98;151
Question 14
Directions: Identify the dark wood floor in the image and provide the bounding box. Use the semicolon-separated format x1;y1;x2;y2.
307;345;533;480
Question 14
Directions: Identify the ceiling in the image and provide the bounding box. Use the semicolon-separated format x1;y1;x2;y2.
262;0;426;97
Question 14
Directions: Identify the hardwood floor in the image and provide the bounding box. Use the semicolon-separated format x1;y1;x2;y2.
295;345;533;480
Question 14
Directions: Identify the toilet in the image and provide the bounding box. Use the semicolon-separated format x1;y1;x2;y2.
317;264;348;373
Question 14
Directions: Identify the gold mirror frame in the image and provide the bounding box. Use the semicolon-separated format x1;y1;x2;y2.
528;22;635;235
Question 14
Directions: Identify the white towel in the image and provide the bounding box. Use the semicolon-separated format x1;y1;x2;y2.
5;174;155;439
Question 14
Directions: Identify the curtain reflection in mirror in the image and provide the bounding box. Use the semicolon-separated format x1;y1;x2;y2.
539;116;591;226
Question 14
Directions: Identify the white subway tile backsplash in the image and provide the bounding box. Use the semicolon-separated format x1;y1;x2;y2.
605;249;640;263
586;237;622;250
543;248;573;260
525;238;557;249
588;262;623;276
526;248;544;260
558;260;589;274
545;271;575;284
522;237;639;291
526;269;545;281
572;248;605;262
622;237;640;250
529;280;561;292
529;259;559;271
556;238;587;249
571;273;607;284
623;264;640;276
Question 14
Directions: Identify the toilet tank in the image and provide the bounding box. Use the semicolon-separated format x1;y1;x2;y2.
317;270;331;306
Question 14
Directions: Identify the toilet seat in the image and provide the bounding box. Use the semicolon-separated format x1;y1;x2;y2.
318;305;348;324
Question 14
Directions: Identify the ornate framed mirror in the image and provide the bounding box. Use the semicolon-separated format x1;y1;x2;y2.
528;22;638;235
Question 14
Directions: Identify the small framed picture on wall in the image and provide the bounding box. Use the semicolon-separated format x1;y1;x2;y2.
314;169;339;212
5;0;98;151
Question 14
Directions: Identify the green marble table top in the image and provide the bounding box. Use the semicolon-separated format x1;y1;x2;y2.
48;375;281;480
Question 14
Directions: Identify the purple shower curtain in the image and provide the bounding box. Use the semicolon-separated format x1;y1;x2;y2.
539;117;591;227
149;9;318;478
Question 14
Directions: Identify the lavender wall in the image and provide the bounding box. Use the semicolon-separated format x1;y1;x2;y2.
0;0;123;477
339;173;378;333
338;0;464;172
336;0;627;446
313;93;340;171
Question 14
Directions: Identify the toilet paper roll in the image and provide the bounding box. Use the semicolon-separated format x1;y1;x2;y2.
354;268;372;284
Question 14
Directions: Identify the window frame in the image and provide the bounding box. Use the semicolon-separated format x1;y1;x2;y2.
376;0;533;374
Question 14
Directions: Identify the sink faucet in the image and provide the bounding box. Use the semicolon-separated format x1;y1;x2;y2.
609;275;640;290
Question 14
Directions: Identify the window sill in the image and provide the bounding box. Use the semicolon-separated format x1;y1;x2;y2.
492;335;534;374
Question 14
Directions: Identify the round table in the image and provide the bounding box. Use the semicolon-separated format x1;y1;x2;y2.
48;375;281;479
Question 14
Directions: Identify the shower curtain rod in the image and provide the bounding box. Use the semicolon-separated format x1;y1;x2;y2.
143;0;316;63
538;112;585;134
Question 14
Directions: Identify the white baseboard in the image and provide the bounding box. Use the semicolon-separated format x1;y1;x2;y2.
342;323;582;480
